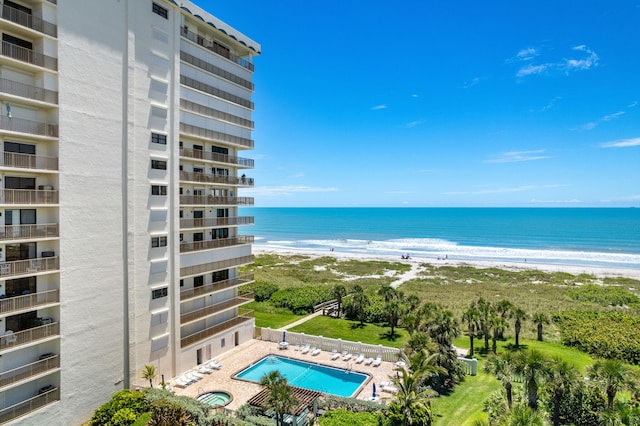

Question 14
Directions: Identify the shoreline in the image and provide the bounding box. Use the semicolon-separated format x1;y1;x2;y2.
252;246;640;280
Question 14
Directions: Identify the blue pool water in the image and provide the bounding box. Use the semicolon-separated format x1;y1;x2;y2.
234;355;369;397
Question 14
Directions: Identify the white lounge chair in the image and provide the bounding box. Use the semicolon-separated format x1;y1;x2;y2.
172;377;189;388
205;359;222;369
355;353;365;364
311;347;321;356
381;383;399;394
331;349;340;360
179;374;195;385
185;370;202;381
364;357;374;365
300;344;310;354
343;353;352;361
197;364;213;374
373;355;382;367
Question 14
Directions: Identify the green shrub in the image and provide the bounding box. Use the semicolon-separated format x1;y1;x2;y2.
318;395;386;413
252;281;280;302
269;286;332;314
567;284;640;307
144;389;209;425
318;408;381;426
90;389;149;426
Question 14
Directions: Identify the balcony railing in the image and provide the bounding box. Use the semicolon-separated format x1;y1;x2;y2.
180;51;253;90
0;322;59;351
180;309;254;348
179;195;253;206
179;148;254;168
1;41;57;71
180;76;253;110
0;289;59;315
180;216;254;229
180;235;254;254
2;151;58;171
180;99;253;129
181;292;253;324
0;354;59;390
180;254;253;278
180;122;253;149
0;189;58;205
0;116;58;137
0;77;58;104
0;256;59;279
180;170;254;186
0;223;58;241
181;26;254;71
0;386;59;424
180;274;254;301
1;4;57;37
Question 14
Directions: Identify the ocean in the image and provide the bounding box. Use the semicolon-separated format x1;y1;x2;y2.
239;208;640;270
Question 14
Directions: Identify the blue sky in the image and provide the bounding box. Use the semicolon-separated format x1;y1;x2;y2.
198;0;640;207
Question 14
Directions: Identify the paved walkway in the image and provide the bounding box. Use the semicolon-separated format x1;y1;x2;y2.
277;310;324;331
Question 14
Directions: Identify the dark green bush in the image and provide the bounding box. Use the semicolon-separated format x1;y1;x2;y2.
90;389;148;426
567;284;640;307
269;286;332;314
252;281;280;302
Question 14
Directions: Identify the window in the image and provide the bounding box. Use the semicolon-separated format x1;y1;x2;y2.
152;287;168;299
212;269;229;283
151;236;168;248
151;159;167;170
152;2;168;19
179;279;184;287
212;228;228;239
194;275;204;288
151;133;167;145
211;145;228;155
151;185;167;195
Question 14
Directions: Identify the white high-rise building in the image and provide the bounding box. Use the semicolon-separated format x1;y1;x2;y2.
0;1;259;424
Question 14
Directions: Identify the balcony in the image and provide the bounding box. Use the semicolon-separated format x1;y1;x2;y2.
1;152;58;171
180;235;254;254
180;51;253;90
180;216;254;230
0;256;59;279
180;99;253;129
1;4;57;37
180;292;253;324
0;77;58;104
180;170;253;186
179;148;254;168
0;116;58;137
180;254;253;278
0;386;59;424
180;309;254;348
181;26;254;72
179;195;253;206
0;223;58;242
0;322;59;351
0;354;60;390
1;41;57;71
0;289;59;316
180;122;253;149
0;188;58;205
180;274;254;301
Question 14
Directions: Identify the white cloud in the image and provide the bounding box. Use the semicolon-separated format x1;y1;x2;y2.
600;137;640;148
513;45;599;78
405;120;425;128
602;111;625;121
444;184;564;195
410;94;419;98
565;45;599;71
370;105;387;110
628;101;638;108
517;64;549;77
516;47;539;61
578;111;626;131
463;77;480;88
485;149;550;163
531;96;562;112
243;185;339;197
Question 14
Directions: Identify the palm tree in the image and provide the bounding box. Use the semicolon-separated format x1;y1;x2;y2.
388;300;402;336
401;310;421;337
476;298;494;353
501;405;547;426
331;284;347;317
378;283;396;304
512;307;528;349
495;300;514;339
260;371;299;426
462;302;480;357
545;356;579;426
484;353;516;409
389;366;438;425
490;316;507;354
351;285;369;326
532;313;549;342
513;349;549;410
141;364;157;388
588;359;639;411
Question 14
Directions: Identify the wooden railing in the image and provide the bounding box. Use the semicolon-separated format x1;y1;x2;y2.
180;310;254;348
180;292;253;324
180;255;253;278
0;322;59;351
0;256;59;279
0;386;59;424
1;41;57;70
0;354;59;389
180;235;254;253
180;216;253;229
179;148;254;167
0;289;59;315
0;116;58;137
2;151;58;170
0;223;58;241
0;189;58;204
180;274;254;301
179;170;253;186
0;77;58;104
1;4;57;37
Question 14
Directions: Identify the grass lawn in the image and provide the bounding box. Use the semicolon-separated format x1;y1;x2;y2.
289;315;408;349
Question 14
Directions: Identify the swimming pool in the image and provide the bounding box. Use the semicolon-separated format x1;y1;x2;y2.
197;391;232;407
234;355;369;397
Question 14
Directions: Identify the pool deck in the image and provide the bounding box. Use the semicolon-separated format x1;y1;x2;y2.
173;339;397;411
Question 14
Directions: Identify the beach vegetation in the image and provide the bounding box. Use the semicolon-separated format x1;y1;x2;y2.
252;281;280;302
269;286;332;314
567;284;640;307
140;365;157;388
318;409;382;426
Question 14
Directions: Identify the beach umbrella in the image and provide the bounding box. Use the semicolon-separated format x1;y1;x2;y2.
372;383;377;398
282;331;286;342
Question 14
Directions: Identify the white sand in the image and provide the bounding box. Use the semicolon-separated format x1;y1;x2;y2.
252;246;640;281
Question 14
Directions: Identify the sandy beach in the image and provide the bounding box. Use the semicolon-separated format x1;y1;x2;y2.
252;246;640;281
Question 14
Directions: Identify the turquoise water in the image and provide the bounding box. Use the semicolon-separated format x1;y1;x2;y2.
240;207;640;269
197;391;231;407
234;355;368;397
